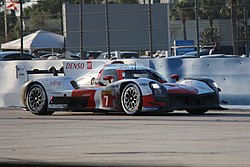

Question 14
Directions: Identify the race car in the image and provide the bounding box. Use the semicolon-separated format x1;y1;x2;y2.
20;62;221;115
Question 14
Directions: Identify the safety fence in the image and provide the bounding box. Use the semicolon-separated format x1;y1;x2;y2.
0;0;249;56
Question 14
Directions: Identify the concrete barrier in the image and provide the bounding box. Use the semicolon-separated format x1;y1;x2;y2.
0;57;249;108
0;60;63;107
151;57;250;106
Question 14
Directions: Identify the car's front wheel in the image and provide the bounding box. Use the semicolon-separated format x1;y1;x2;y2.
121;83;142;115
26;83;54;115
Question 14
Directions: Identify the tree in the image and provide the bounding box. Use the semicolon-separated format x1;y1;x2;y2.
24;0;62;19
220;0;246;54
115;0;138;3
23;0;65;34
21;0;138;34
170;0;195;40
0;0;32;42
199;0;221;28
199;0;222;45
0;12;5;44
200;27;220;45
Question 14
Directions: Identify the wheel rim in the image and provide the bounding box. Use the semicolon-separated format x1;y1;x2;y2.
27;85;46;111
123;86;140;113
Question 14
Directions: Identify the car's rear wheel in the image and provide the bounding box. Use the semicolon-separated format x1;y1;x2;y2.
26;83;54;115
186;109;208;115
121;83;142;115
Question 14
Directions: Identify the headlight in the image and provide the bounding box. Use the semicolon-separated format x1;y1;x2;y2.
150;82;165;95
151;83;160;89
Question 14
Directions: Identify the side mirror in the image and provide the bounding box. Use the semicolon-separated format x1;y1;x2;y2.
171;74;180;82
103;75;114;83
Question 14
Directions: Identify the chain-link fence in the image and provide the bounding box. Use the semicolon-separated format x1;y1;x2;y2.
64;3;170;57
0;0;249;57
170;0;250;56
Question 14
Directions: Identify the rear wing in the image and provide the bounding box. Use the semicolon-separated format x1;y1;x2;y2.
16;65;64;82
26;66;64;76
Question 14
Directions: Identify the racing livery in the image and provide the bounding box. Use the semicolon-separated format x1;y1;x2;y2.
20;62;221;115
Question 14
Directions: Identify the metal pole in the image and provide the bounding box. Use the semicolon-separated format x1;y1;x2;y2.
195;0;200;58
243;0;249;56
4;0;8;42
167;2;172;57
231;0;238;55
19;0;23;57
79;0;83;59
61;0;64;36
148;0;153;58
105;0;110;58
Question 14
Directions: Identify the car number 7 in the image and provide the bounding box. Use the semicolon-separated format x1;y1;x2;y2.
104;95;108;106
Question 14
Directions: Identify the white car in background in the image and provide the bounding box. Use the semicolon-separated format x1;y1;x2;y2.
96;51;139;59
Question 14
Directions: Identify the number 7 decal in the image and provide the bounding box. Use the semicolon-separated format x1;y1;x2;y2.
104;95;108;106
101;94;114;107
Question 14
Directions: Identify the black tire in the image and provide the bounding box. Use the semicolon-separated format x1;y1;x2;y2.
121;83;142;115
186;109;208;115
26;83;54;115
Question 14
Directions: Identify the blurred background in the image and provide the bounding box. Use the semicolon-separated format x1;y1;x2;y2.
0;0;249;59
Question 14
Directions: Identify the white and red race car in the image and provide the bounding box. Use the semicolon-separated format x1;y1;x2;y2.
20;61;221;115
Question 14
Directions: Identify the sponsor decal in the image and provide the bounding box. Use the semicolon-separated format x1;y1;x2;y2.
50;80;62;87
72;90;91;97
110;85;119;89
139;83;148;86
49;104;68;109
65;63;85;69
87;61;92;69
50;92;63;95
182;80;193;84
142;106;160;111
82;93;91;97
101;90;112;95
15;65;26;79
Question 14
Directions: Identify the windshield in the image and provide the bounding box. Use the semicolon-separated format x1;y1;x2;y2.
124;69;167;83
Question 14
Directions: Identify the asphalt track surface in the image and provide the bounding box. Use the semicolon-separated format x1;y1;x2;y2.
0;109;250;167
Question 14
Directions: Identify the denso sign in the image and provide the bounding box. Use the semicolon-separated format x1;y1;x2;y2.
65;63;85;69
65;62;93;70
63;60;108;79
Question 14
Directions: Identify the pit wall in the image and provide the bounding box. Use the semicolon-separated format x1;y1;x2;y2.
0;57;248;108
0;60;63;108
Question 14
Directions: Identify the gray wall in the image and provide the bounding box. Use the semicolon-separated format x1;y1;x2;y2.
151;57;250;106
63;4;169;52
1;57;250;108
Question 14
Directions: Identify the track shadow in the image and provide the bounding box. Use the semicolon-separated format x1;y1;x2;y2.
52;110;250;118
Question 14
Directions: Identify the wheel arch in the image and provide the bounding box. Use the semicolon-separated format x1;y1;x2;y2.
20;81;46;108
119;81;141;96
25;81;52;115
